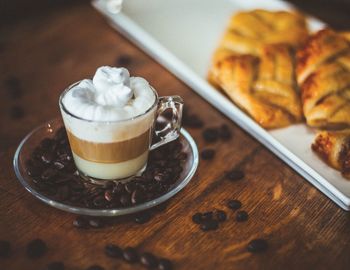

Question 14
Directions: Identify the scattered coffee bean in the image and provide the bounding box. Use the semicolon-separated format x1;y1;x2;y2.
140;252;158;268
182;109;204;129
227;200;242;210
216;210;227;222
123;247;139;263
0;240;11;258
93;196;107;207
86;265;104;270
116;54;132;66
219;124;232;141
26;239;47;258
247;239;268;253
105;244;122;258
46;261;65;270
202;128;219;143
9;105;24;119
158;258;173;270
53;161;65;170
236;210;248;222
192;213;203;224
134;211;152;224
73;216;88;229
201;149;215;160
4;76;22;99
226;170;245;181
89;218;104;228
200;219;219;231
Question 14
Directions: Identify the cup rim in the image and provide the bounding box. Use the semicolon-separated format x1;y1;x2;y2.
59;80;159;124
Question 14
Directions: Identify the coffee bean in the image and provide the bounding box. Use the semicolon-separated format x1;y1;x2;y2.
46;261;65;270
247;239;268;253
200;220;219;231
41;151;55;164
154;172;167;182
202;128;219;143
26;239;47;258
73;216;88;228
112;183;124;194
236;210;248;222
227;200;242;210
131;189;145;204
140;252;158;268
123;247;139;263
192;213;202;224
89;218;104;228
201;149;215;160
124;182;135;193
27;164;43;177
226;170;244;181
0;240;11;258
9;105;24;119
93;196;107;207
86;265;104;270
53;161;65;170
134;211;152;224
201;211;213;221
219;124;232;141
105;244;122;258
216;210;227;222
158;258;173;270
104;190;114;202
4;76;22;99
41;168;57;181
120;193;131;206
116;54;132;66
183;114;203;129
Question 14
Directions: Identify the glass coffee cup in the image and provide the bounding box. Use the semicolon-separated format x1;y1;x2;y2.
59;81;183;181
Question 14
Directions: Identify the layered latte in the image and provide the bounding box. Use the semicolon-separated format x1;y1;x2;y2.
59;66;157;180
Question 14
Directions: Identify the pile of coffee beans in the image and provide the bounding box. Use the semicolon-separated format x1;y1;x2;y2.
104;244;173;270
25;127;187;209
192;210;227;231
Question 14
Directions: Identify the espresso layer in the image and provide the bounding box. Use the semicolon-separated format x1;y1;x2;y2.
66;129;151;163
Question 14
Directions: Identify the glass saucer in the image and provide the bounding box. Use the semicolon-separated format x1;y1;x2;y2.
13;118;199;216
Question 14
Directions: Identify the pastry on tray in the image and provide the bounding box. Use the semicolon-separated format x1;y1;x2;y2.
296;29;350;129
219;9;309;56
312;130;350;179
208;10;307;128
211;43;302;129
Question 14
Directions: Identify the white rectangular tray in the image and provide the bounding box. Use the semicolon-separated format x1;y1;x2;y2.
92;0;350;210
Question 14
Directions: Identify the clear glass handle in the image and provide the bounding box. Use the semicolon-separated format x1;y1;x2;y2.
150;96;184;150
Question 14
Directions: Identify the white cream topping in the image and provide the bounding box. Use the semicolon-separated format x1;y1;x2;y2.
62;66;156;121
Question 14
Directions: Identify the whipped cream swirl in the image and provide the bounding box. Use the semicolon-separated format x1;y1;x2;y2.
62;66;156;121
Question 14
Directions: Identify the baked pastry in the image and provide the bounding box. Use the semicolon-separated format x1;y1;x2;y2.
219;9;308;56
312;130;350;178
296;29;350;129
211;44;302;128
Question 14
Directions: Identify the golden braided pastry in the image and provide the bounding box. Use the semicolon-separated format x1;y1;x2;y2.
219;9;308;56
312;130;350;178
296;29;350;129
211;44;302;128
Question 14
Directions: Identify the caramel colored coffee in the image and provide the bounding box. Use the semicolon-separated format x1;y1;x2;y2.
66;129;151;163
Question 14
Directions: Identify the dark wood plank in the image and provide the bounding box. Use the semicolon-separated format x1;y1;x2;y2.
1;2;350;270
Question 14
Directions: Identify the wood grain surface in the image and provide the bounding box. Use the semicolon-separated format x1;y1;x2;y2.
1;1;350;270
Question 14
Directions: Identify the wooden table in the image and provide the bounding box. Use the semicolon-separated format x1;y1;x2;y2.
1;1;350;269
